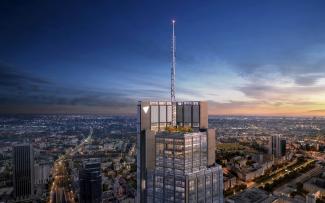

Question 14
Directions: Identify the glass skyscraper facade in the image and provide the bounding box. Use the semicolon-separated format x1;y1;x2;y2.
149;101;173;131
148;131;223;203
271;135;286;158
137;101;223;203
79;160;102;203
13;144;34;201
143;101;202;132
176;102;200;128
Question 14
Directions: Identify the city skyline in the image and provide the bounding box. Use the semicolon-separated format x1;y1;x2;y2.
1;1;325;116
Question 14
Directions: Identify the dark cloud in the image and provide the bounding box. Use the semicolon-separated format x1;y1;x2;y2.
0;63;137;114
294;75;320;86
237;85;274;99
0;63;50;89
0;104;135;115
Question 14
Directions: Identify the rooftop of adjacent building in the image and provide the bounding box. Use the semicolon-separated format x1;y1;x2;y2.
82;159;101;169
14;143;32;147
226;188;276;203
306;177;325;189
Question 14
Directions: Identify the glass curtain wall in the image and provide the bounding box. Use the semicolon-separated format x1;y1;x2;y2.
153;132;210;202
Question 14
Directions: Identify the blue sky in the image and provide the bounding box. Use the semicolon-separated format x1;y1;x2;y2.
1;1;325;115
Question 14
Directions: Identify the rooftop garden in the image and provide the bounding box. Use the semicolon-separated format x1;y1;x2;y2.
165;126;193;133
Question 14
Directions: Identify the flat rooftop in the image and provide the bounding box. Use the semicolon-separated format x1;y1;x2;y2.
226;188;276;203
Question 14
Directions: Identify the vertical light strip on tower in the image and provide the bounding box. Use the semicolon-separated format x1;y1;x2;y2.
171;20;177;126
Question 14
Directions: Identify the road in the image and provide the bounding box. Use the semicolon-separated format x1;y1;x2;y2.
49;160;75;203
49;128;93;203
274;163;324;196
247;159;314;189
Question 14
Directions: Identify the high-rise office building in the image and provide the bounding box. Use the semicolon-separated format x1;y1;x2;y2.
137;101;223;203
79;160;102;203
13;144;34;201
136;20;223;202
280;139;286;157
270;135;286;158
149;131;224;202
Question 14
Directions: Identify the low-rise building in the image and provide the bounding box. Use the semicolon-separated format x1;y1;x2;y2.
303;177;325;196
226;188;276;203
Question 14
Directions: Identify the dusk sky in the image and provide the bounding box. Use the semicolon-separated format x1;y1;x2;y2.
1;1;325;116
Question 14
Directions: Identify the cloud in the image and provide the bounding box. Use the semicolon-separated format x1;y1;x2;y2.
207;100;325;116
237;82;325;105
294;75;319;86
237;84;275;100
229;45;325;114
2;41;325;116
0;63;50;89
308;109;325;114
0;104;135;115
233;44;325;87
0;63;138;114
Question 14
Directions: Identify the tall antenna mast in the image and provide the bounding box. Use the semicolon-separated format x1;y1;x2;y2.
171;20;176;102
171;20;176;126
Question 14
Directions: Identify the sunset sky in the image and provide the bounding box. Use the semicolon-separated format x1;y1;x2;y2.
1;1;325;116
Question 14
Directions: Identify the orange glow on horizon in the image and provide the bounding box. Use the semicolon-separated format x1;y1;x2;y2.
209;104;325;116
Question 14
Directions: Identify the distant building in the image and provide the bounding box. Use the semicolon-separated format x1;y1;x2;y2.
34;162;51;185
306;192;319;203
13;144;34;201
236;167;265;182
270;135;286;158
303;177;325;196
223;174;238;190
226;188;277;203
281;139;286;156
79;160;102;203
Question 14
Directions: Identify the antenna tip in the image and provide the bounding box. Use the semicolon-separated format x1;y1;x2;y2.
172;19;176;23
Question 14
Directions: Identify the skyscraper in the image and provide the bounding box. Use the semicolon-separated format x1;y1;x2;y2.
270;135;286;158
136;101;223;202
136;20;223;202
280;139;286;157
79;160;102;203
13;144;34;201
150;131;224;202
137;101;206;201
